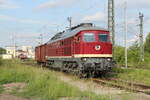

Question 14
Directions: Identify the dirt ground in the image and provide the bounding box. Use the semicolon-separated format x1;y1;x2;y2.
0;83;34;100
0;94;32;100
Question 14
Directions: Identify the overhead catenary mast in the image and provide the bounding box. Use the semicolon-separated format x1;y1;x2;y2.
108;0;115;57
12;33;16;58
38;34;43;45
124;1;128;68
139;12;144;61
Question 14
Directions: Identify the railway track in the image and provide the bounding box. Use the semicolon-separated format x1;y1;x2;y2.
92;78;150;95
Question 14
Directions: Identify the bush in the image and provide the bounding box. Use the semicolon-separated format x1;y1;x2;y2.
0;47;6;55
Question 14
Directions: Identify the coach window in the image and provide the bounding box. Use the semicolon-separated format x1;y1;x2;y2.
98;34;108;42
83;33;95;42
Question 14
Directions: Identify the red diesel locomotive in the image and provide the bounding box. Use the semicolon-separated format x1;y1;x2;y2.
35;23;114;77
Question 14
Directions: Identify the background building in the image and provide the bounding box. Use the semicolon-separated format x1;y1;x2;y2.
1;46;35;59
6;46;16;58
21;46;35;59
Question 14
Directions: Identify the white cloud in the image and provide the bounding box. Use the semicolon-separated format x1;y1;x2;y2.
0;15;15;21
15;33;39;39
128;0;150;8
82;12;105;22
0;0;19;9
35;0;76;10
0;14;47;25
19;19;47;25
116;0;150;9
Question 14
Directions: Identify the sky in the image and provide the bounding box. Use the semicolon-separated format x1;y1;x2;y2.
0;0;150;48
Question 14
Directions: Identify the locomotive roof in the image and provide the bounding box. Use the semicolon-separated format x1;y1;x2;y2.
47;23;108;44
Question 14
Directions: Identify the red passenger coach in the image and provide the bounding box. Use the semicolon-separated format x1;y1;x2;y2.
35;23;115;77
35;44;46;63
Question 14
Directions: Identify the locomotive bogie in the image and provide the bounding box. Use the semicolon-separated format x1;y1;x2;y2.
44;57;114;77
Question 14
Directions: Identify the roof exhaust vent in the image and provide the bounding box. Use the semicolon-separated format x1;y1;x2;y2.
80;23;93;27
70;23;93;30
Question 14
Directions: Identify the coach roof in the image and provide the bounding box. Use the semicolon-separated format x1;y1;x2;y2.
47;23;108;44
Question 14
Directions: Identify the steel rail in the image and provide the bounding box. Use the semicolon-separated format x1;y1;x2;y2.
92;78;150;95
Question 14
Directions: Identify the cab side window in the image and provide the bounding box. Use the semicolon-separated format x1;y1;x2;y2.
83;33;95;42
98;34;108;42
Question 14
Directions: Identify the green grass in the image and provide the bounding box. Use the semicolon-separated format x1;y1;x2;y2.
111;67;150;85
0;60;108;100
0;58;2;66
0;85;4;94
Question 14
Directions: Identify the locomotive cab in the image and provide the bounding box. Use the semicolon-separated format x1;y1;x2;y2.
74;30;114;75
74;30;112;57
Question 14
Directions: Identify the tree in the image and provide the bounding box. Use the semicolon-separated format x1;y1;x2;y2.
128;40;139;51
114;41;140;65
114;45;125;64
0;47;6;54
144;33;150;53
128;41;140;63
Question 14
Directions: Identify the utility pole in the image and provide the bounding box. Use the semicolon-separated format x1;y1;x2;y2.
12;33;16;58
67;17;72;28
124;1;128;68
39;34;43;45
139;12;144;61
108;0;115;57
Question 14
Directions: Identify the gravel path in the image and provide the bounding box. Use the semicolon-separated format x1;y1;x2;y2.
57;72;150;100
58;73;124;95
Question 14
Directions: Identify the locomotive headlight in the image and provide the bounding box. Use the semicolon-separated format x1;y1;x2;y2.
107;58;111;61
81;58;87;62
95;45;101;51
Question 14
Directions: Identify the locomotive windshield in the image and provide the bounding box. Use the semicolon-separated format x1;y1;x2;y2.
98;34;108;42
83;33;95;42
